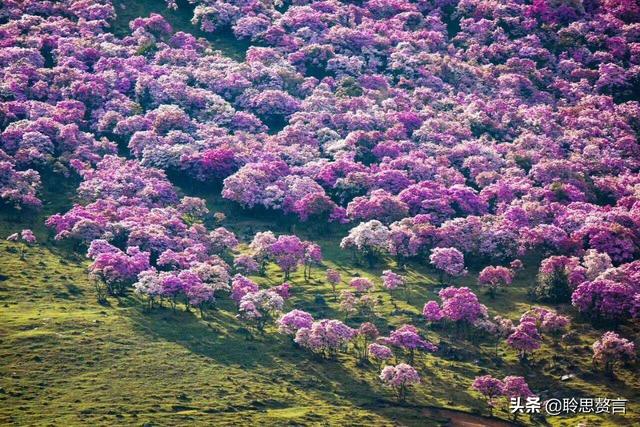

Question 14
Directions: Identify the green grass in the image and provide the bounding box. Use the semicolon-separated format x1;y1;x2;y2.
0;176;638;426
110;0;249;61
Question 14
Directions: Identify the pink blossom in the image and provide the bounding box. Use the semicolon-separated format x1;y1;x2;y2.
349;277;374;293
277;309;314;335
592;331;636;374
380;363;420;401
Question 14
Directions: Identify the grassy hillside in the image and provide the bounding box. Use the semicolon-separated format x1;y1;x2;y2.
0;177;638;426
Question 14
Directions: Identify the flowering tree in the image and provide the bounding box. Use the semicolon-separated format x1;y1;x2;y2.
326;269;341;298
506;316;542;362
230;274;259;303
381;270;405;293
87;240;150;299
339;290;358;318
478;266;514;298
369;343;393;367
233;255;260;275
491;316;516;356
267;235;307;280
302;243;322;282
429;247;467;283
572;278;638;322
354;322;379;362
248;231;277;274
423;287;488;336
294;319;356;358
349;277;374;293
422;301;444;324
524;307;570;342
339;290;377;318
133;262;229;315
380;364;420;402
582;250;613;280
592;332;636;376
238;289;284;333
340;220;390;266
509;259;523;271
472;375;534;418
382;325;437;364
471;375;504;416
246;233;318;280
277;309;314;336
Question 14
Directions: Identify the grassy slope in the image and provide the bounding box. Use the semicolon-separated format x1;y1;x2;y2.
0;176;638;426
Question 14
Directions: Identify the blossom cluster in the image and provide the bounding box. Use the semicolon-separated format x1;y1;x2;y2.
472;375;534;413
423;287;488;325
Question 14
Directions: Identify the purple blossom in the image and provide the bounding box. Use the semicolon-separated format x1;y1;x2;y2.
277;309;314;335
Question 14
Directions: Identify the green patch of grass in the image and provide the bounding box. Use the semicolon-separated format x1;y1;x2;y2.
110;0;249;61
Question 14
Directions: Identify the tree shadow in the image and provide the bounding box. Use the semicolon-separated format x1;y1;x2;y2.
127;304;279;368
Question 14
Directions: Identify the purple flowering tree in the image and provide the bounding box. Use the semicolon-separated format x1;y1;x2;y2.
478;266;514;298
380;363;420;402
592;332;636;376
471;375;504;416
429;247;467;284
381;324;437;364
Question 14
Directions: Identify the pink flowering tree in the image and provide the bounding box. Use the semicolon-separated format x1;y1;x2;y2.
592;332;636;376
369;343;393;367
381;324;437;364
524;307;570;343
471;375;504;416
326;269;341;298
268;235;307;280
381;270;406;294
302;243;322;282
133;262;230;315
492;316;516;356
502;376;535;421
354;322;380;363
506;316;542;362
294;319;356;359
423;287;488;337
478;266;514;298
238;289;285;333
233;255;260;275
571;278;638;322
277;310;314;337
422;301;444;325
339;291;358;318
249;231;277;275
87;240;150;299
350;277;374;294
339;290;378;319
380;363;420;402
582;250;613;280
509;259;524;272
230;274;259;303
429;247;467;284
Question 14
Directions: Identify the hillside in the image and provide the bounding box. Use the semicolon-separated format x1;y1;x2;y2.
1;176;638;426
1;0;640;426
